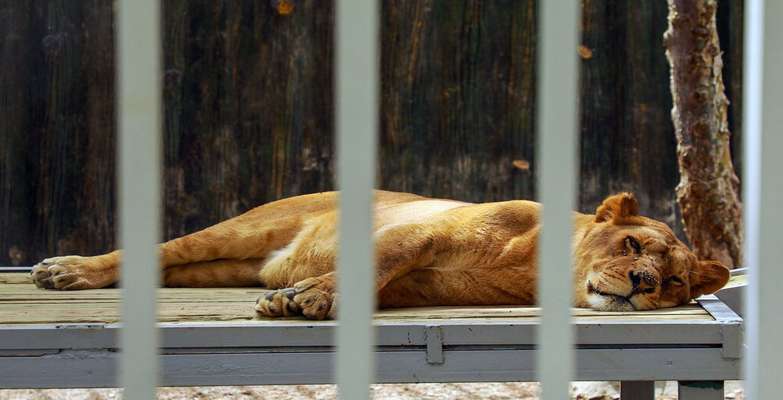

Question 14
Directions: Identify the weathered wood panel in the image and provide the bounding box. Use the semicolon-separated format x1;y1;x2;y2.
0;1;117;266
578;1;681;227
160;1;335;240
0;2;35;266
0;1;743;265
577;0;743;237
0;0;335;265
379;0;538;201
717;0;744;185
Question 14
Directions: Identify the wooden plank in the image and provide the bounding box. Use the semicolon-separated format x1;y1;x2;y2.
0;304;713;325
0;301;712;325
0;274;32;285
0;316;728;352
0;302;255;324
0;289;271;302
0;347;740;389
375;304;707;319
0;275;713;325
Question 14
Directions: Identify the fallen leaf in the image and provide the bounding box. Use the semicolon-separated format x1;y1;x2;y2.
513;159;530;170
578;45;593;60
275;0;295;16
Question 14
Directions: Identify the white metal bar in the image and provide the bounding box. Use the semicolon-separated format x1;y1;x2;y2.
536;1;580;399
117;0;162;398
335;0;378;398
743;0;783;399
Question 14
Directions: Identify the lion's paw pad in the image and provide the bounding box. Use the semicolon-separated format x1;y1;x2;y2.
255;288;300;317
255;284;337;320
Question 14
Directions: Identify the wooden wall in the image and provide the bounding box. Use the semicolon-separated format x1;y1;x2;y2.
0;0;743;266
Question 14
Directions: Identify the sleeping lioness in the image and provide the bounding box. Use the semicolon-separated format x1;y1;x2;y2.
30;191;729;320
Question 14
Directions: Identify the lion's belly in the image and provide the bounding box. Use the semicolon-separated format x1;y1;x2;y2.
378;266;537;308
379;238;539;309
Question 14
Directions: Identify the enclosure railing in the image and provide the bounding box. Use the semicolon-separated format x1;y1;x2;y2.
743;0;783;399
117;0;161;399
117;0;162;400
112;1;780;399
335;0;377;398
536;1;580;399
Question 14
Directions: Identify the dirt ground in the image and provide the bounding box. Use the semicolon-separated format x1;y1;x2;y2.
0;381;743;399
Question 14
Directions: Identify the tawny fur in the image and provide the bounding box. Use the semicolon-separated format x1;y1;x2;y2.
31;191;730;320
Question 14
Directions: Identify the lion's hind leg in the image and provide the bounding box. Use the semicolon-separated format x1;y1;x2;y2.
163;258;264;287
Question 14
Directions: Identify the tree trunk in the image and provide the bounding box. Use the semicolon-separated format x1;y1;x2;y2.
663;0;743;267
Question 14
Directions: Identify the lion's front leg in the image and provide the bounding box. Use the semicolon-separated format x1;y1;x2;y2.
255;223;445;320
256;272;339;320
31;252;120;290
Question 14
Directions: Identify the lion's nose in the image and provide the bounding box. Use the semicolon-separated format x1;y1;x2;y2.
629;270;658;293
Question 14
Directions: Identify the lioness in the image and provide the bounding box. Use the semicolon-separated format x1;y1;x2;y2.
30;191;729;320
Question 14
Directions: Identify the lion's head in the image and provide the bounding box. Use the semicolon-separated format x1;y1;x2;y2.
573;193;730;311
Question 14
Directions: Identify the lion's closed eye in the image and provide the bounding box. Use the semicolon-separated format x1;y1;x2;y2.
624;236;642;254
665;276;685;286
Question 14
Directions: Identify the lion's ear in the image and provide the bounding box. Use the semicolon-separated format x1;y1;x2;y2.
595;193;640;223
689;260;730;299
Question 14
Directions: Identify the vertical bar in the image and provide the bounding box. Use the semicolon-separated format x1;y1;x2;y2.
118;0;161;398
335;0;377;399
743;0;783;399
536;1;580;399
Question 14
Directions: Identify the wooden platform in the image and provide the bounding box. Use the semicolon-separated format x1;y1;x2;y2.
0;272;741;389
0;273;712;325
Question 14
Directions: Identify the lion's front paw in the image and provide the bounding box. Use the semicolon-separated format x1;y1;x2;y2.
255;275;338;320
31;256;116;290
291;276;338;320
255;287;301;317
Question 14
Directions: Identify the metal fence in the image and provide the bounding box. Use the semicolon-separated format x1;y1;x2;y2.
117;0;161;398
114;1;780;399
742;0;783;399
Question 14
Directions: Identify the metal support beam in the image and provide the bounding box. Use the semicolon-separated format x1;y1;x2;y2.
117;0;162;398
